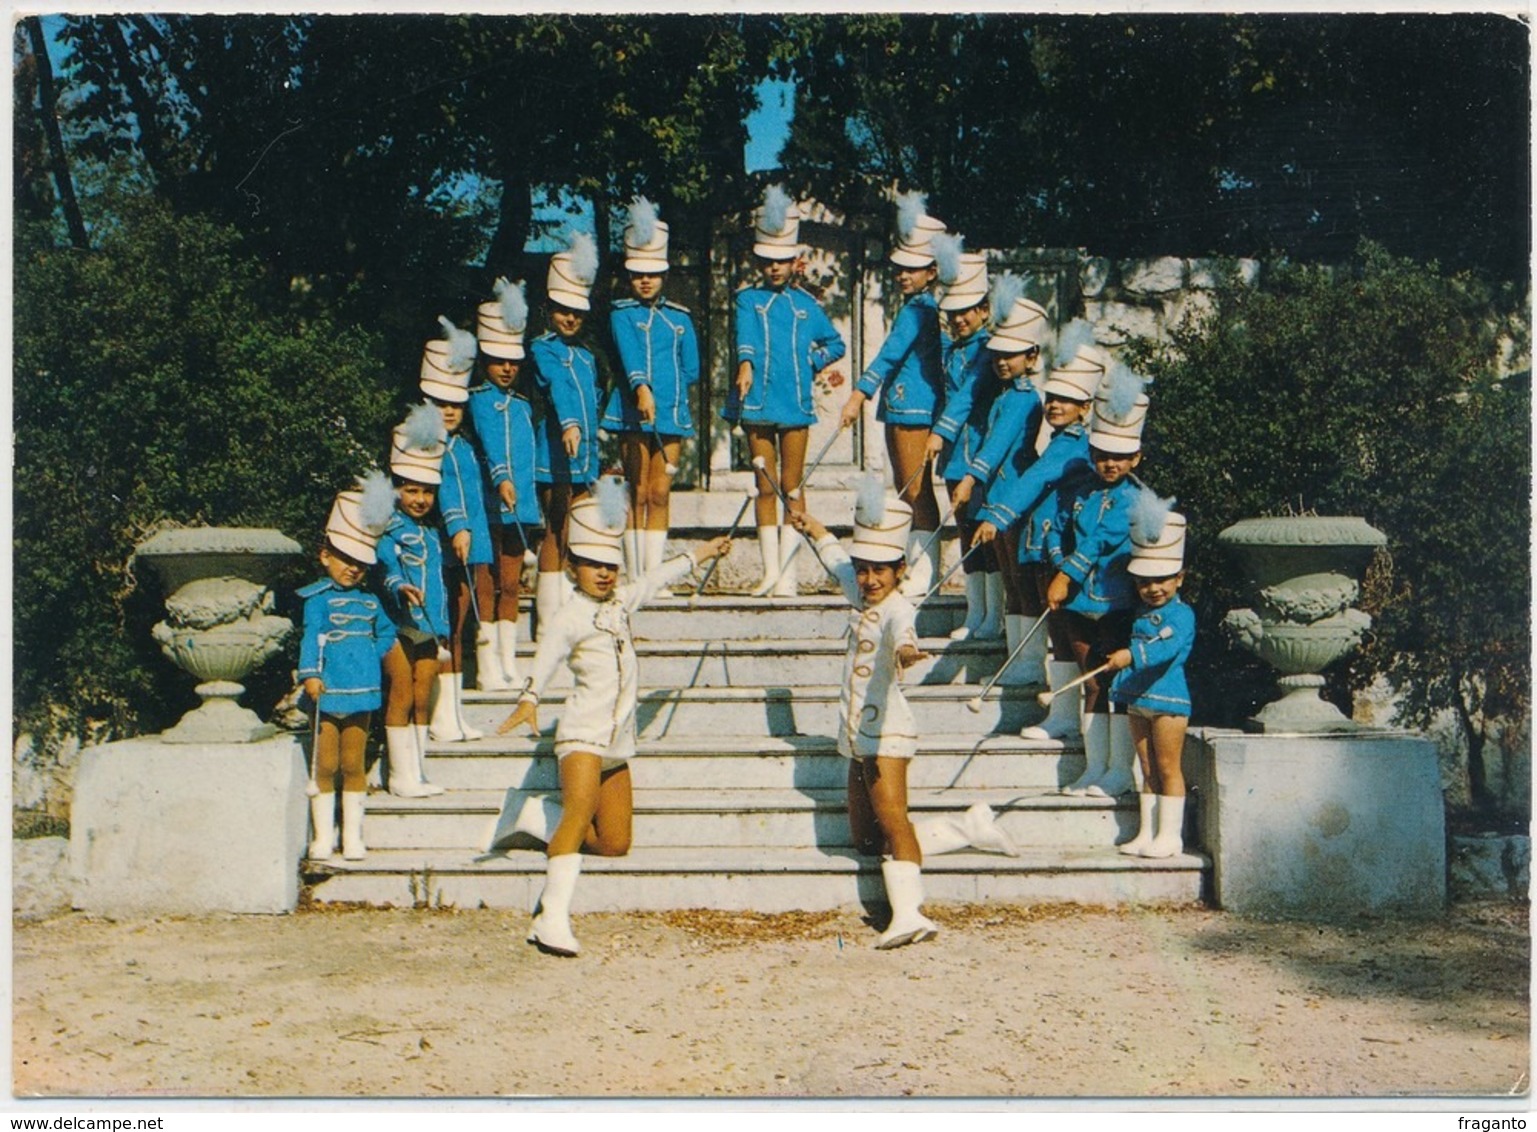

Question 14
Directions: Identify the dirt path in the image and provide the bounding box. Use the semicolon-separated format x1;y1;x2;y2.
11;900;1529;1100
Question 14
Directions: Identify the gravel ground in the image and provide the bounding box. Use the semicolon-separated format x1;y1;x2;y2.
10;899;1530;1101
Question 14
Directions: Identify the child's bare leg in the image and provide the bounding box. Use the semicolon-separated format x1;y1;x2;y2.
314;717;343;791
382;642;412;728
863;756;920;864
888;425;938;530
538;484;571;573
1119;713;1159;855
411;644;438;725
338;716;369;794
494;525;524;622
621;433;648;531
445;565;471;675
587;763;634;857
779;426;808;506
997;528;1024;615
472;563;495;631
644;439;680;530
1150;714;1188;796
746;427;781;527
847;759;886;857
548;752;603;858
1129;713;1157;791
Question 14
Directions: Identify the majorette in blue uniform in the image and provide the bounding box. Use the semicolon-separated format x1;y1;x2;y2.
531;233;602;487
471;281;543;531
602;287;699;438
296;577;397;717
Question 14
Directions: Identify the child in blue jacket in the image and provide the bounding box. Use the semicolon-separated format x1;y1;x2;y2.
1107;507;1194;858
298;480;397;860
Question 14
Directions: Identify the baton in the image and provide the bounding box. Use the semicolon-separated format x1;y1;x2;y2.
966;610;1052;712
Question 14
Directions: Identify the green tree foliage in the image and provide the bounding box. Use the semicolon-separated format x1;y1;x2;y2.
14;194;396;747
1125;243;1529;814
770;13;1529;280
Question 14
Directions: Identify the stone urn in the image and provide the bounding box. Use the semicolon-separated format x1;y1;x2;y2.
1219;516;1387;733
133;527;302;743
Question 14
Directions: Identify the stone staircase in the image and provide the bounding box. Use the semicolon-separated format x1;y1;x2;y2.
306;594;1209;911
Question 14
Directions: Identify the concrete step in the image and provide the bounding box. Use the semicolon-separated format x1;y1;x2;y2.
459;683;1052;739
621;594;969;642
504;636;1008;690
305;844;1208;913
361;786;1137;852
419;734;1085;793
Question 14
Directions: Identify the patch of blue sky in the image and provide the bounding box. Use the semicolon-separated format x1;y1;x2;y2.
744;78;794;174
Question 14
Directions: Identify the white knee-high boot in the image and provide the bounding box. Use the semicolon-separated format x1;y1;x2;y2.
1063;710;1109;794
385;725;442;797
1088;712;1136;797
901;529;937;597
914;802;1018;857
621;529;641;579
528;853;583;956
1118;792;1158;856
1142;795;1187;858
1021;661;1084;742
309;793;336;859
914;815;970;856
340;791;367;860
876;859;938;949
999;614;1048;687
642;529;668;574
514;795;564;849
950;572;987;640
750;526;781;597
497;619;521;686
429;672;483;742
475;624;513;691
977;572;1005;640
774;526;803;596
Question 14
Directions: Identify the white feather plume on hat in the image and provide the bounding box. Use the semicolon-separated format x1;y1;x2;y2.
358;469;397;533
931;232;965;286
437;315;478;373
854;472;887;527
895;190;928;241
494;276;528;333
629;196;659;246
1129;485;1176;545
595;474;630;528
1104;360;1148;420
762;184;792;233
1053;319;1097;369
403;401;446;447
567;231;599;285
989;273;1025;328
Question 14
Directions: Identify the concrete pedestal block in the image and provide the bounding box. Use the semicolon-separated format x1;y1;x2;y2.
1190;727;1446;919
69;734;308;915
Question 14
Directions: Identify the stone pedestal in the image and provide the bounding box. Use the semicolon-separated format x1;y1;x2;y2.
1190;727;1446;919
69;734;309;915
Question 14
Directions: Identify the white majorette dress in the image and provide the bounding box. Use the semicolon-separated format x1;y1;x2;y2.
517;485;700;767
808;497;922;760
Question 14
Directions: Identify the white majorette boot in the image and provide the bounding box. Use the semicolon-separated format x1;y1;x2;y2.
1118;792;1158;856
429;672;484;742
528;853;583;956
961;801;1019;856
1021;661;1085;743
950;572;987;640
534;571;565;638
1088;711;1136;797
642;529;668;574
915;815;971;856
875;859;939;949
998;613;1048;687
496;619;521;687
774;526;803;597
309;793;336;859
900;529;937;597
1063;709;1109;795
750;526;781;597
1141;794;1186;859
340;791;367;860
385;725;442;798
507;794;563;851
475;624;514;691
976;571;1005;641
621;528;641;579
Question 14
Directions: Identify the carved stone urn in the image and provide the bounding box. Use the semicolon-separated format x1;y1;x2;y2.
133;527;302;743
1219;516;1387;733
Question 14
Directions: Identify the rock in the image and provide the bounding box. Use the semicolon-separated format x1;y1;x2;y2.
1120;256;1186;295
1188;257;1262;290
14;836;71;921
1089;300;1163;345
1079;256;1112;298
1449;833;1531;901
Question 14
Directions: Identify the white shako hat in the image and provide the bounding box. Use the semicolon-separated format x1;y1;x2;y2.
623;196;670;273
547;231;598;312
477;278;528;361
937;253;989;312
1128;511;1187;578
420;317;477;403
891;191;946;268
849;489;913;565
389;425;445;487
1045;341;1109;402
1088;362;1150;455
325;490;383;566
752;184;802;260
566;477;629;567
987;297;1051;354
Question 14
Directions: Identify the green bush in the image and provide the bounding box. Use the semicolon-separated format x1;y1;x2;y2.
1127;242;1529;816
14;195;398;751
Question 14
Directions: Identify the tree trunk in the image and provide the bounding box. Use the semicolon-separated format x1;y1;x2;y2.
1458;672;1494;813
24;16;88;249
105;18;173;197
486;168;533;282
